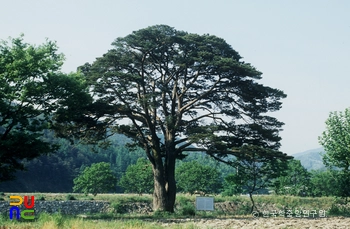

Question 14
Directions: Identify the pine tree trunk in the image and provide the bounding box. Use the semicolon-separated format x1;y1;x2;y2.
152;153;176;212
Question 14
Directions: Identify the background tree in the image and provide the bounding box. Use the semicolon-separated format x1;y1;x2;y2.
221;173;243;196
119;158;154;195
77;25;287;212
319;108;350;170
224;145;291;213
180;153;236;181
319;108;350;201
175;161;221;195
309;170;339;197
273;159;310;196
73;162;117;196
0;35;90;182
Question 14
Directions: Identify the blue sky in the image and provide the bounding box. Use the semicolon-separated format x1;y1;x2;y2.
2;0;350;155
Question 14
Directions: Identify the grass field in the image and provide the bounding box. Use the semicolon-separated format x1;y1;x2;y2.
1;193;350;228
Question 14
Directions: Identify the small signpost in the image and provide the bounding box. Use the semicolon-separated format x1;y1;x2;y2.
195;196;214;211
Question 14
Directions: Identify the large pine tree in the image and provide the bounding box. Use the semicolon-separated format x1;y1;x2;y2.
75;25;288;212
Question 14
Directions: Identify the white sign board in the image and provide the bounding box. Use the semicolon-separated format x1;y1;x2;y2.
195;196;214;211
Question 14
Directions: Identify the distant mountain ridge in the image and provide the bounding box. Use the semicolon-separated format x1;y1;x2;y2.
292;147;325;171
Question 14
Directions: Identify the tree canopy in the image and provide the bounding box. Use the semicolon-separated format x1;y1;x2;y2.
73;162;117;196
0;35;90;182
309;169;339;197
273;159;309;196
119;158;154;195
175;161;221;195
76;25;288;212
319;108;350;171
319;108;350;200
222;145;291;212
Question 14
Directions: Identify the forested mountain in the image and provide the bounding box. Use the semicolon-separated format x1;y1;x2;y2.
0;129;327;194
292;148;325;171
0;134;145;192
0;134;236;193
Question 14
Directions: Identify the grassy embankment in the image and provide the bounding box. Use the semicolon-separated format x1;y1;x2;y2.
1;193;349;229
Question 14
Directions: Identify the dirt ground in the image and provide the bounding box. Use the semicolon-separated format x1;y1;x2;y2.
159;217;350;229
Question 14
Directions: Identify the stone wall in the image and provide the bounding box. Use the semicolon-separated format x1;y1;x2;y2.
0;200;271;216
0;200;111;215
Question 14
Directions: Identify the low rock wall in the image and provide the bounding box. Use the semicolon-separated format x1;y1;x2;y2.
0;200;111;215
0;200;281;216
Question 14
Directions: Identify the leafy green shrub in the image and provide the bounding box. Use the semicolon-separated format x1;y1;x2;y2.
333;196;348;205
112;202;126;214
153;210;173;218
328;204;342;216
328;197;350;216
176;195;193;206
327;204;350;216
66;194;76;200
235;202;251;215
181;203;196;216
